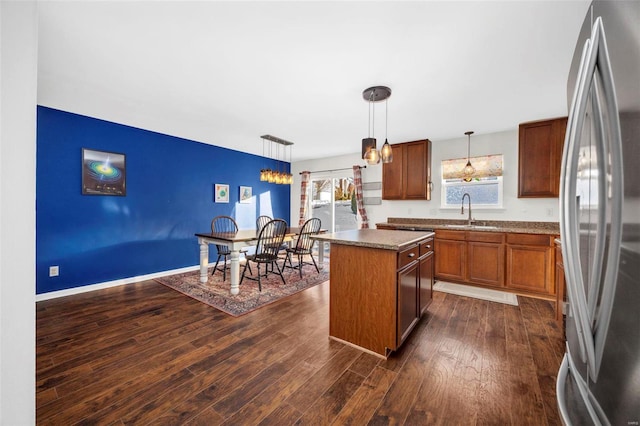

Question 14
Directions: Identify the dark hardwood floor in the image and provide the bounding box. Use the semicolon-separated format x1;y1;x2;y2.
36;278;564;425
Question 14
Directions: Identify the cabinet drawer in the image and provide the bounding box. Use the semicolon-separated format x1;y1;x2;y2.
419;238;434;256
467;231;505;243
398;245;419;270
507;233;551;246
435;230;465;241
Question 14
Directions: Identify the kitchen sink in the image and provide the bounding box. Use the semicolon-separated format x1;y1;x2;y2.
443;224;499;230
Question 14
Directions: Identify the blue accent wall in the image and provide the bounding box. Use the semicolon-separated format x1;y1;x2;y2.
36;106;290;294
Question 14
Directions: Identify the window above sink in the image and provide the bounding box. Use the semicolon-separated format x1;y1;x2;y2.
441;154;504;209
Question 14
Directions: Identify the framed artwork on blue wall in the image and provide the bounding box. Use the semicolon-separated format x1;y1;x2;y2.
82;148;126;196
239;186;252;203
214;184;229;203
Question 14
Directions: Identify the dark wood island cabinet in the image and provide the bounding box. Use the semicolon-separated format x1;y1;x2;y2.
314;229;434;358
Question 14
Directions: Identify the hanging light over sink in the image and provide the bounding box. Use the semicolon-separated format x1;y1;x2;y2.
462;131;475;182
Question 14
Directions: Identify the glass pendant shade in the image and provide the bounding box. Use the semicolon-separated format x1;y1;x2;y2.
463;161;475;182
364;147;381;165
380;139;393;163
361;138;376;159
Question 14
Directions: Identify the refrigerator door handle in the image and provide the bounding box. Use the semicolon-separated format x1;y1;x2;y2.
590;17;624;382
587;79;607;323
561;34;595;366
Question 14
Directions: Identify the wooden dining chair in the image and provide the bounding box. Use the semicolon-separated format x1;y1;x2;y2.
256;215;272;234
285;217;322;278
240;219;288;291
210;215;249;280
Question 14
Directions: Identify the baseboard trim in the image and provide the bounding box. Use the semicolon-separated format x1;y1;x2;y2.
36;265;200;302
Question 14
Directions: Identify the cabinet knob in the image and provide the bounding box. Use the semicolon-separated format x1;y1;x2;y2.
408;253;415;258
425;245;431;249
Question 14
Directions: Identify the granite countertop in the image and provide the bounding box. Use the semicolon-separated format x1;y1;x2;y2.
377;217;560;235
314;229;434;250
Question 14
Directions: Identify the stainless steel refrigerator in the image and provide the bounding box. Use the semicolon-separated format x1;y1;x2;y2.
556;1;640;425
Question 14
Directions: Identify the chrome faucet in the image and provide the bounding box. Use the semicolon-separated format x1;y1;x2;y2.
461;193;473;226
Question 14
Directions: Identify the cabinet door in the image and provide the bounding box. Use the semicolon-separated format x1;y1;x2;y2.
506;245;554;295
434;239;466;282
467;241;505;287
419;251;434;316
404;140;431;200
518;117;567;198
382;143;404;199
382;139;431;200
397;262;419;347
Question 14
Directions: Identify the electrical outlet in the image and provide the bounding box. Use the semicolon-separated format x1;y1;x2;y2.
49;266;59;277
547;208;554;216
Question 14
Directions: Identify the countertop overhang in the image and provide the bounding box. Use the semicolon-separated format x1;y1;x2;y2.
314;229;434;250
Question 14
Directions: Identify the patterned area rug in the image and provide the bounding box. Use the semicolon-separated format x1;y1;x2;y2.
155;262;329;316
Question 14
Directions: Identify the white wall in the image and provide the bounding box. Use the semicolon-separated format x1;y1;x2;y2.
0;1;37;423
291;129;560;227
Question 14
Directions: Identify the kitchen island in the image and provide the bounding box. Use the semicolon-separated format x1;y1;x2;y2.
314;229;434;358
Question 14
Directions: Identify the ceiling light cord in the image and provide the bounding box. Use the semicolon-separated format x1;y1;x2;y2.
385;98;388;140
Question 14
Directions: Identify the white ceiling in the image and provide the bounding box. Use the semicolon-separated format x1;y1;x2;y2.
37;0;590;162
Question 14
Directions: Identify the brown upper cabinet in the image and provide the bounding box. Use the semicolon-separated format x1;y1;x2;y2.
518;117;567;198
382;139;432;200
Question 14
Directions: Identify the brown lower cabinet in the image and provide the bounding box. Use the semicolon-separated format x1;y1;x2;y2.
505;233;555;296
435;229;557;298
397;237;434;348
397;249;420;346
434;230;466;282
329;236;434;357
435;230;505;287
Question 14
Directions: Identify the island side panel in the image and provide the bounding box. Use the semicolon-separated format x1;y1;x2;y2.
329;243;397;357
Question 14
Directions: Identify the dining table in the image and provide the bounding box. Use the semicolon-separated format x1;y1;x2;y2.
195;227;326;295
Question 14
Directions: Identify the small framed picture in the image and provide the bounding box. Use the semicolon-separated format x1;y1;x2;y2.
82;148;126;196
214;184;229;203
239;186;252;203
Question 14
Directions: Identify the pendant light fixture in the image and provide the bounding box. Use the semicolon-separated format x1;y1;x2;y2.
380;97;393;163
462;131;475;182
259;135;293;185
362;86;392;165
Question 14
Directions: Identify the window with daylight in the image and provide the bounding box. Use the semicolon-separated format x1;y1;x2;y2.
441;154;504;208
